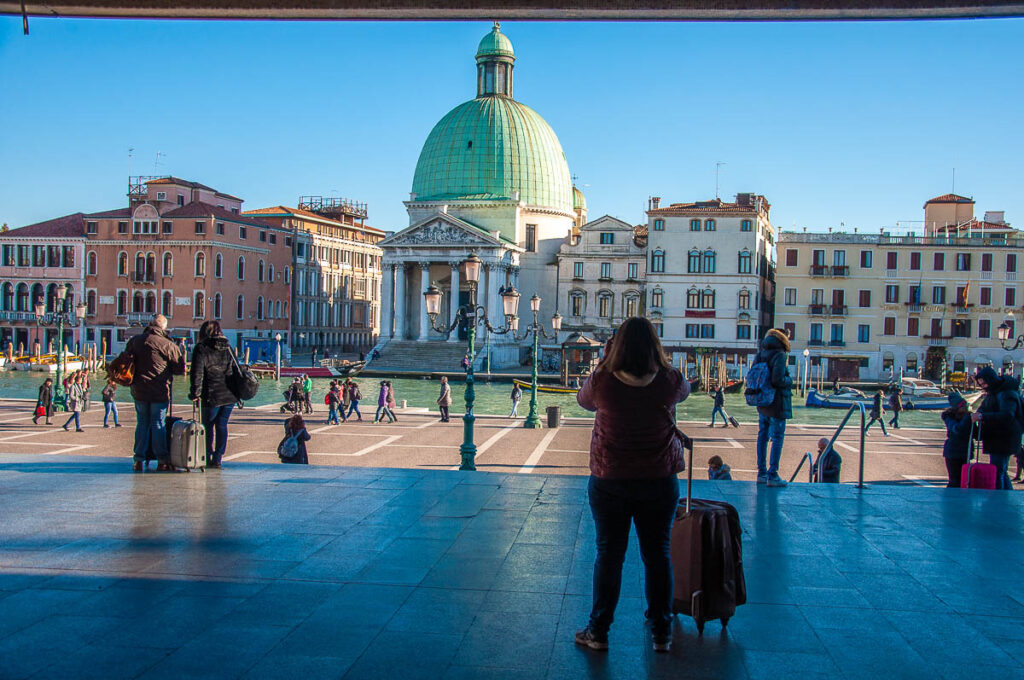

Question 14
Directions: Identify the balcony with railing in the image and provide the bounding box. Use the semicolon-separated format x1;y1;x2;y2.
828;340;846;347
924;334;952;346
808;304;827;316
809;265;829;277
830;305;848;317
0;311;37;322
904;302;924;313
831;265;850;277
132;271;156;284
807;338;825;347
950;303;974;315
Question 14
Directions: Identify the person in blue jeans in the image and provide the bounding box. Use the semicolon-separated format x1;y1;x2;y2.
125;315;184;472
709;387;728;427
101;379;121;428
972;366;1022;490
574;317;689;654
345;379;363;421
753;329;794;487
189;320;238;469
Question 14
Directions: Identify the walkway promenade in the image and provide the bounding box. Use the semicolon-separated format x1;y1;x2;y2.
1;454;1023;679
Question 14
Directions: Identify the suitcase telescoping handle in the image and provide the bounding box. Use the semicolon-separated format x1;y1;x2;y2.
683;434;694;514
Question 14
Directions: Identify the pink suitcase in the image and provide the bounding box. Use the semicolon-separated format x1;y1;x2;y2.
962;421;997;490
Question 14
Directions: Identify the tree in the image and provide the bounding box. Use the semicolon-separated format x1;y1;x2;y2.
0;223;9;233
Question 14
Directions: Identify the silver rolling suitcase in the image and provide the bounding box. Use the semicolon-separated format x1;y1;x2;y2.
168;404;206;471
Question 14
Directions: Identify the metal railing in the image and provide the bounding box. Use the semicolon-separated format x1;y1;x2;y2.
788;402;867;487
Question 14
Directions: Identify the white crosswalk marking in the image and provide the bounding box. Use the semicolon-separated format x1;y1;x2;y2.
519;429;559;474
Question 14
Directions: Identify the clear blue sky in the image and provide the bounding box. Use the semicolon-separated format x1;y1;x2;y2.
1;17;1022;233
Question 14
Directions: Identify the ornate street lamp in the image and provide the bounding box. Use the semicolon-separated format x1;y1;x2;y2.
33;283;84;407
515;294;561;428
998;318;1024;350
424;254;525;469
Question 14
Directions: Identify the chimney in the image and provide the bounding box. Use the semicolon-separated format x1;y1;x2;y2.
650;196;661;210
984;210;1005;225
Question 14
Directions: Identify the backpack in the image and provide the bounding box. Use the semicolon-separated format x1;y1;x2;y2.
277;431;300;460
106;350;135;387
324;394;331;405
350;385;362;401
744;360;777;408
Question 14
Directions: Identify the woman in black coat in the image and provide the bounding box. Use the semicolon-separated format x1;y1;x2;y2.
940;392;972;488
34;378;53;425
188;321;237;469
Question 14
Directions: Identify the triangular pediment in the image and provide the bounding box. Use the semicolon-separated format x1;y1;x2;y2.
381;213;505;249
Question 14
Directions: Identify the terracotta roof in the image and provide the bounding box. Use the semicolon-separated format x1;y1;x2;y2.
162;201;276;228
648;196;767;214
924;193;974;206
146;177;242;201
633;224;648;237
83;207;131;219
244;205;386;236
2;213;85;238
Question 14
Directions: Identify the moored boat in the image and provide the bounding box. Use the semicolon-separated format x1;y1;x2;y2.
513;379;579;395
806;388;981;410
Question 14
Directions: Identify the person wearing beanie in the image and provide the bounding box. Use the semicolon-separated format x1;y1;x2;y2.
941;391;972;488
753;328;794;487
971;367;1022;490
864;389;889;437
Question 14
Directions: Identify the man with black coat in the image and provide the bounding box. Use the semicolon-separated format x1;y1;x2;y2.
971;366;1022;490
125;314;184;472
189;320;237;469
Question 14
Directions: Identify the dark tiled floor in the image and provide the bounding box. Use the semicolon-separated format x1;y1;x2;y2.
0;454;1022;679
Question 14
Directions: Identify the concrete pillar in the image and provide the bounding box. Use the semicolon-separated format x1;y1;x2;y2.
448;261;461;342
380;264;394;339
418;262;431;341
394;264;407;340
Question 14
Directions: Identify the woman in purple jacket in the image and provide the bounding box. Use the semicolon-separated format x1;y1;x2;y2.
574;317;689;654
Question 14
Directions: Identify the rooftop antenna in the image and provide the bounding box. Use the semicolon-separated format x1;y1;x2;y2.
715;161;725;199
127;147;134;175
952;167;955;195
155;150;165;174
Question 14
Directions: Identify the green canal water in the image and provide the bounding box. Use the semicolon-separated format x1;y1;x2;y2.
0;369;945;429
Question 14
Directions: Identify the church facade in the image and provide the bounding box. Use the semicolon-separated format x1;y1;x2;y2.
377;24;582;368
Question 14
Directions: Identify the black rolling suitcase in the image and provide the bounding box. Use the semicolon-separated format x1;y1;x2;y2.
670;437;746;633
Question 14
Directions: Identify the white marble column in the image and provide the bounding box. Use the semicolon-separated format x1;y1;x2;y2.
418;262;431;341
489;264;504;316
380;264;394;339
448;261;461;343
484;264;494;317
394;264;407;340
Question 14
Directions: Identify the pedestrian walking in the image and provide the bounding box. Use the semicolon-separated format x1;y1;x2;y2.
188;320;236;469
101;379;121;428
709;386;729;428
888;388;904;429
62;374;85;432
574;316;690;654
437;376;452;422
386;381;398;422
326;381;342;425
941;392;972;488
302;374;313;413
509;383;522;418
751;328;794;487
707;455;732;480
34;377;53;425
461;354;470;371
340;378;351;420
279;415;310;464
971;366;1022;490
345;379;363;421
123;314;185;472
374;381;395;423
81;371;92;412
864;390;889;436
832;376;840;394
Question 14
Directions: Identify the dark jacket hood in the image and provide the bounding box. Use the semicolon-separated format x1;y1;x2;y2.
760;333;786;352
997;376;1021;394
202;335;231;351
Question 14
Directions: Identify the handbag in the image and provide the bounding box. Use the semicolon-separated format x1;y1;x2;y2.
226;350;260;402
107;350;135;386
35;405;46;417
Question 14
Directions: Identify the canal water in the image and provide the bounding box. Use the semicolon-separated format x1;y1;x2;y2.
0;369;946;429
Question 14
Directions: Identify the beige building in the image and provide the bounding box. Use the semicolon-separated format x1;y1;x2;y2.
555;215;647;341
776;194;1024;382
245;198;385;354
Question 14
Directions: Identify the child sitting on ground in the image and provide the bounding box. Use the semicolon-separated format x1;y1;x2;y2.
708;455;733;480
278;415;311;465
815;437;842;483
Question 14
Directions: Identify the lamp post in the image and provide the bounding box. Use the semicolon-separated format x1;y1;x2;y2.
802;348;810;396
274;332;282;381
425;254;556;467
34;283;86;407
998;316;1024;350
518;294;561;428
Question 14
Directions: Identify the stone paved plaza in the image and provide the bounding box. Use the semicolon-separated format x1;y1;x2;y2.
1;452;1023;679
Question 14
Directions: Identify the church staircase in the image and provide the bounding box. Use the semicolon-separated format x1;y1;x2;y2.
368;340;483;373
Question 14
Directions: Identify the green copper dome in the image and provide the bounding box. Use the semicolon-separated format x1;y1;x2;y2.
476;23;515;60
411;26;573;214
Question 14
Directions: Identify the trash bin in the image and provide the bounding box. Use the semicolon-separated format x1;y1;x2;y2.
546;405;561;428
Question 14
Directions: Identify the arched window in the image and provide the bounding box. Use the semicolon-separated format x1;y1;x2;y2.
704;219;716;231
624;294;638;318
258;259;265;282
597;292;613;318
214;293;222;319
237;256;245;281
686;288;700;309
738;289;751;310
215;253;223;278
0;282;12;311
117;252;128;277
268;263;275;282
257;296;264;320
194;252;206;277
134;252;146;280
687;249;701;274
689;219;701;232
738;250;752;274
236;295;244;320
161;291;173;317
86;290;97;316
569;290;585;317
193;292;205;318
162;252;173;277
45;283;58;313
275;300;281;318
703;250;716;274
87;251;97;277
15;283;29;311
63;284;74;312
146;253;155;281
284;266;290;284
132;291;144;313
145;291;156;314
651;250;665;273
702;288;715;309
116;290;127;316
